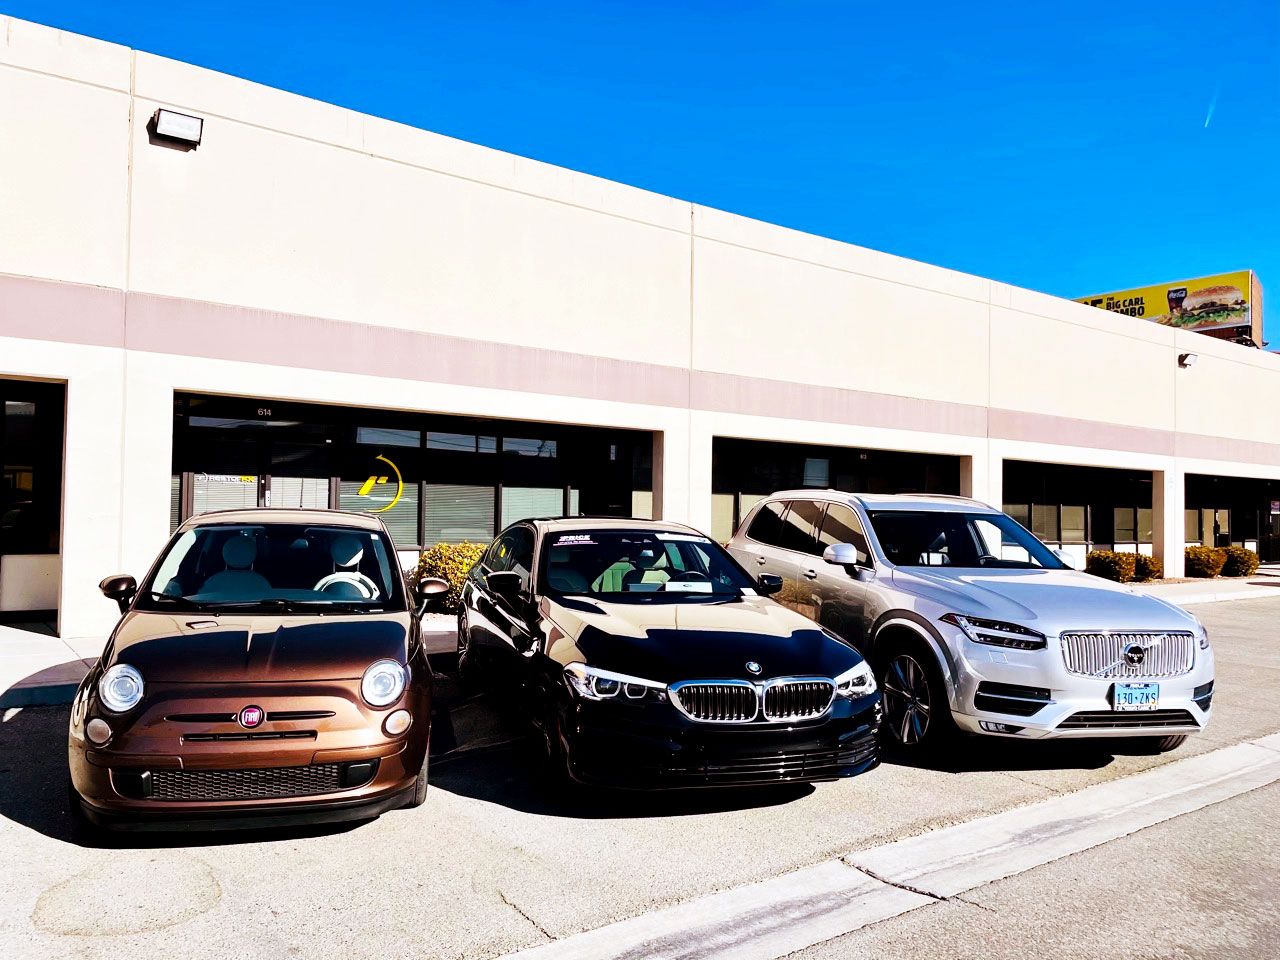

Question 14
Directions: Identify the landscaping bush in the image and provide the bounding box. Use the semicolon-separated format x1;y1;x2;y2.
408;541;486;613
1085;550;1137;583
1184;546;1227;579
1132;553;1164;582
1221;545;1260;578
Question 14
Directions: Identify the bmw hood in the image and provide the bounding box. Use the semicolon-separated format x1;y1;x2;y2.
543;595;861;683
107;612;411;682
891;567;1201;635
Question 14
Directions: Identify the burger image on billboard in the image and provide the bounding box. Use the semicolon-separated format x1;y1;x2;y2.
1175;284;1248;330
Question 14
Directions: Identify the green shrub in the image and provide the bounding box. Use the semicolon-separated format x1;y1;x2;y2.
408;541;487;612
1085;550;1137;583
1184;546;1227;578
1132;553;1164;582
1221;546;1260;578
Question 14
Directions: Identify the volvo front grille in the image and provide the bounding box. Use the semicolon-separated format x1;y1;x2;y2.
670;681;758;723
762;679;835;722
1059;632;1195;679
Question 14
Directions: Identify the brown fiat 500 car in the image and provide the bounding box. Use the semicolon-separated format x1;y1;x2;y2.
67;509;446;830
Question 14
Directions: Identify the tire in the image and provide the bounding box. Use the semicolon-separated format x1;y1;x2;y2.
402;756;429;809
65;776;101;843
877;639;956;752
455;610;481;688
1149;734;1188;753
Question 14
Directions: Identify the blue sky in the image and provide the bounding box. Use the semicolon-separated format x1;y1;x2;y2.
7;1;1279;340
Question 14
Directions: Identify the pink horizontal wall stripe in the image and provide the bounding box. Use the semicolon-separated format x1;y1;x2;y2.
5;273;1280;468
0;274;124;349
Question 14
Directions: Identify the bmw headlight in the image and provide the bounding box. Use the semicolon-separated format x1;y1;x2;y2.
941;613;1046;650
98;663;144;713
835;661;876;698
564;663;666;702
361;659;407;707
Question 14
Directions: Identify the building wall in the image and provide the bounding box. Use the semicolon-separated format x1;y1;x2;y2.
3;16;1280;636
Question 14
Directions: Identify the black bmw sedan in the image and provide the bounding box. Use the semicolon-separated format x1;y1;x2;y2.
458;518;881;788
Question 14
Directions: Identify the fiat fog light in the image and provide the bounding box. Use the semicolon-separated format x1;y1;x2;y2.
86;718;112;745
98;664;144;713
835;661;876;698
564;663;666;701
384;709;412;736
362;660;407;707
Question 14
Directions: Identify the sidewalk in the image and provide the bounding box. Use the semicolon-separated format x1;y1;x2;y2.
1129;570;1280;607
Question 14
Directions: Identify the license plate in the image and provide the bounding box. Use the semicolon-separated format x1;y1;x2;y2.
1113;682;1160;711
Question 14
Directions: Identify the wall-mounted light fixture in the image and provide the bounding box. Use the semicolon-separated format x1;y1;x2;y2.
149;109;203;149
1178;352;1199;368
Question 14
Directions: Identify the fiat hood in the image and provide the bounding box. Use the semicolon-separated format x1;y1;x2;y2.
544;595;861;683
107;612;411;682
890;567;1201;634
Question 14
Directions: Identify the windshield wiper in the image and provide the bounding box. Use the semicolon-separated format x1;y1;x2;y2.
199;598;310;613
140;591;210;610
199;598;383;614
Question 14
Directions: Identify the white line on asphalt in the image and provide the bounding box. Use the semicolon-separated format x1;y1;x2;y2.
497;732;1280;960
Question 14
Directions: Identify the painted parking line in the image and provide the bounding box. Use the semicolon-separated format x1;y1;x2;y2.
500;732;1280;960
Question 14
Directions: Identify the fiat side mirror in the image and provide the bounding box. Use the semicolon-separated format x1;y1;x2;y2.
413;576;449;614
99;574;137;614
758;573;783;596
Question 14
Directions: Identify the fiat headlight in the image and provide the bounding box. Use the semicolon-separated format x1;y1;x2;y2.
98;663;144;713
361;659;407;707
564;663;666;701
835;661;876;698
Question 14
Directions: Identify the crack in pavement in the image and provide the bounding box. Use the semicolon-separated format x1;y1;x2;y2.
499;889;554;943
847;862;947;903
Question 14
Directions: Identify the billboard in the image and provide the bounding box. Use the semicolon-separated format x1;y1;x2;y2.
1076;270;1262;345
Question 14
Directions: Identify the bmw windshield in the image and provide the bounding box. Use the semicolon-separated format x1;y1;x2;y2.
866;511;1068;570
135;523;406;612
541;530;757;601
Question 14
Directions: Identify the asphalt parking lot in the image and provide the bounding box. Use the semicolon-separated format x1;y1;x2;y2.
2;597;1278;960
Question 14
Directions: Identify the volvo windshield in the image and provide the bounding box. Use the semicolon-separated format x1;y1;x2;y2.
136;522;406;612
866;510;1067;570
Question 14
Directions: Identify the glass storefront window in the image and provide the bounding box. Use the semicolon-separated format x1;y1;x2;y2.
503;437;557;458
1;384;64;556
1061;505;1086;543
356;426;420;447
802;458;830;487
501;487;562;526
1185;509;1200;542
1137;508;1153;542
193;474;259;515
423;484;494;544
1031;504;1059;542
427;432;496;453
1004;504;1030;528
1114;507;1136;542
340;479;420;547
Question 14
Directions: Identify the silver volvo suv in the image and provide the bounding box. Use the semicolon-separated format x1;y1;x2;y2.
727;491;1214;753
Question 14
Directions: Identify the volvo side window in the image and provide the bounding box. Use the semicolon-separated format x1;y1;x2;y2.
746;500;787;547
818;503;870;564
780;499;824;556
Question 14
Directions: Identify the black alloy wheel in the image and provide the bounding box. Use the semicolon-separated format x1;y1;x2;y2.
881;652;938;747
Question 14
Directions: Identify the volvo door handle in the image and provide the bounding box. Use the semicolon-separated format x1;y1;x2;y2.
756;557;766;565
803;569;818;580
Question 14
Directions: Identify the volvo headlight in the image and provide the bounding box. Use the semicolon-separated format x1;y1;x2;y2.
564;663;666;701
941;613;1046;650
98;663;144;713
361;659;407;707
835;661;876;698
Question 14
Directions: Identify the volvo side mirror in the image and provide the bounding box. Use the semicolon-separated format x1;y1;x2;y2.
757;573;783;596
99;574;137;614
822;543;875;580
1052;548;1077;570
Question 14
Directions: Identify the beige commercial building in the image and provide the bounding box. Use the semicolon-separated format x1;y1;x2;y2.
3;16;1280;639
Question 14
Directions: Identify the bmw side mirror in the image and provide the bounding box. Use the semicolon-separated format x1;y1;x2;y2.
758;573;783;596
99;574;137;614
413;576;449;615
486;570;524;604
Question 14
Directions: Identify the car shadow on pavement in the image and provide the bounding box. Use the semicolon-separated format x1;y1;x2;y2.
881;734;1162;774
0;695;366;850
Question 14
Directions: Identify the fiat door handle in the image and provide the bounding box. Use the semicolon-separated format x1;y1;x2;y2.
803;569;818;579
